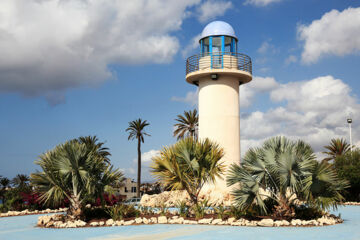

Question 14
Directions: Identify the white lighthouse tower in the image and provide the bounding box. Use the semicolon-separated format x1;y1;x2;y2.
185;21;252;191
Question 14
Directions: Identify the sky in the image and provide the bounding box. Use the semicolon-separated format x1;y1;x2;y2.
1;0;360;182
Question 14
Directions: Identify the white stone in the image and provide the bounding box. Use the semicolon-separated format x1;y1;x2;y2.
106;219;114;226
90;222;99;226
211;219;223;225
158;216;168;224
99;221;105;226
135;218;143;224
143;218;150;224
198;218;213;224
150;217;157;223
227;217;235;224
124;220;135;226
257;219;274;227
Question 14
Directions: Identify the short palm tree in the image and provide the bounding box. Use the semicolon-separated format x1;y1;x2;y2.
12;174;30;189
227;136;348;218
151;137;225;205
322;138;351;162
173;109;198;140
31;136;123;219
126;119;150;198
0;177;10;204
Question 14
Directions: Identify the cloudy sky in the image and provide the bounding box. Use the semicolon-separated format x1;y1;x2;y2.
1;0;359;181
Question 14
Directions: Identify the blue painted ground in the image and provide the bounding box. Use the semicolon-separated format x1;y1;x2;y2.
0;206;359;240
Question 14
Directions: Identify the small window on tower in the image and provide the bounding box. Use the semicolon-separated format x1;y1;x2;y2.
225;37;232;53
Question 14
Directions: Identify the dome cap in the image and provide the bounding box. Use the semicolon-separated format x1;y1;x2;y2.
200;21;237;41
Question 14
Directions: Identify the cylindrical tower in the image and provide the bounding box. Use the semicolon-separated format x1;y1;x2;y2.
185;21;252;191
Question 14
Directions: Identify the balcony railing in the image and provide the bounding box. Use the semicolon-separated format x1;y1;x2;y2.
186;52;252;75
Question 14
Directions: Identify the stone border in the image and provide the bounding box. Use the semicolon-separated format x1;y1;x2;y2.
0;208;67;217
342;202;360;206
38;214;343;228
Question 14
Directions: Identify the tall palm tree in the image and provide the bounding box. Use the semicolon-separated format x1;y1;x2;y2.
12;174;30;189
227;136;348;218
151;137;224;205
173;109;198;140
323;138;351;162
31;137;123;219
126;119;150;198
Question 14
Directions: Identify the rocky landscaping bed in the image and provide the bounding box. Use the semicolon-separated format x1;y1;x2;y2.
342;202;360;206
0;208;67;217
37;213;343;229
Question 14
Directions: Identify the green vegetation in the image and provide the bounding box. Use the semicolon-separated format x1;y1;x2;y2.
126;118;150;198
30;136;123;219
191;199;209;220
334;150;360;201
107;204;140;221
151;137;224;205
227;136;349;219
173;109;198;140
322;138;351;162
176;200;189;218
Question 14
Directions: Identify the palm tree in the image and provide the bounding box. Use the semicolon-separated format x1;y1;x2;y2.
323;138;351;162
0;177;10;204
12;174;30;189
227;136;348;218
31;137;123;219
151;137;225;205
126;119;150;198
173;109;198;140
78;136;111;164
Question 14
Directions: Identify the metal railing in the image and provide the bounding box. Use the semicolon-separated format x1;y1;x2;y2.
186;52;252;75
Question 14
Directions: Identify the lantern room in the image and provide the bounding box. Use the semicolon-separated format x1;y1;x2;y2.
199;21;238;54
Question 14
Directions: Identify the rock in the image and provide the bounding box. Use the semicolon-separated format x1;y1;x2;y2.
115;220;124;226
198;218;213;224
135;218;143;224
257;219;274;227
124;220;135;226
158;216;168;224
291;219;302;226
227;217;235;224
172;217;184;224
99;221;105;226
75;220;86;227
143;218;150;224
211;219;223;225
150;217;157;224
90;222;99;227
106;219;114;226
274;220;282;227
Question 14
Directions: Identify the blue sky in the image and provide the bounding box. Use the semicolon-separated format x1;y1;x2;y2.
1;0;360;181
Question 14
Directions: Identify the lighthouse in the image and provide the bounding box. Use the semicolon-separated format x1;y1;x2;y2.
185;21;252;191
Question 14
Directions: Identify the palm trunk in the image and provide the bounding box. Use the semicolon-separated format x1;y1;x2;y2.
137;138;141;198
69;195;82;220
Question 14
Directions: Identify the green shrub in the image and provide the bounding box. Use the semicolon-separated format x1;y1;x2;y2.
140;206;153;215
82;207;110;221
107;204;140;221
214;206;228;219
294;205;323;220
0;204;8;213
159;203;168;216
176;200;189;218
192;199;209;220
228;206;245;219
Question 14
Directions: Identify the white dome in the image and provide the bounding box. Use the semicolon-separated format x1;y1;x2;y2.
200;21;237;40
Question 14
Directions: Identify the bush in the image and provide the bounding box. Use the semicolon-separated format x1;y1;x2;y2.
107;204;140;221
214;206;228;219
83;207;111;222
294;205;323;220
191;199;209;220
176;201;189;218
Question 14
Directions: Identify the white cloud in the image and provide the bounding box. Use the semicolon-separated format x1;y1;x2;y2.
257;40;277;54
298;7;360;64
244;0;283;7
171;90;198;106
182;34;201;58
0;0;201;104
241;75;360;157
197;0;233;23
284;55;297;65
